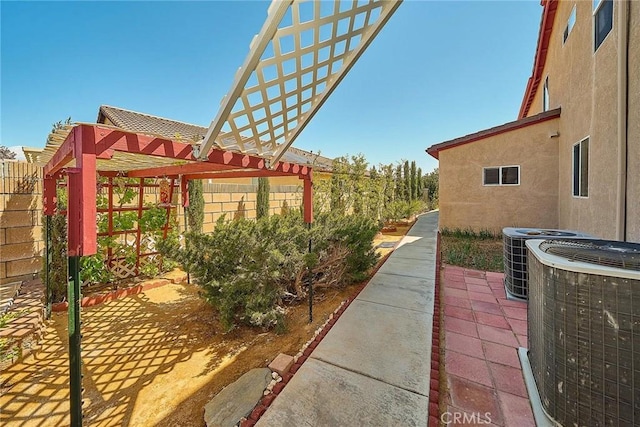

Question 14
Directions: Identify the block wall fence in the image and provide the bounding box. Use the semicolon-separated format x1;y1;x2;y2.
0;162;43;286
0;161;304;284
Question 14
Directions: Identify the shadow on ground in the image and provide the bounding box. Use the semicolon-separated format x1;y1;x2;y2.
0;283;221;426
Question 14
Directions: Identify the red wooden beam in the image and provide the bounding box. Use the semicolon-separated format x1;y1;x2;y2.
92;126;192;160
126;161;236;178
43;128;76;177
183;170;295;180
83;125;312;177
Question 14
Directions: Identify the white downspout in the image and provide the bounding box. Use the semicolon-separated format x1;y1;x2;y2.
616;0;629;241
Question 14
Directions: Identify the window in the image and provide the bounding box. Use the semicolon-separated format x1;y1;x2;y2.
483;166;520;186
543;77;549;112
594;0;613;51
572;138;589;197
563;5;576;44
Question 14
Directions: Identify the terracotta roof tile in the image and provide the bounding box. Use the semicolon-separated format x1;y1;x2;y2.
97;105;333;171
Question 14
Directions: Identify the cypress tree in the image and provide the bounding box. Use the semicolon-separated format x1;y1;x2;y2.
410;161;417;200
256;177;270;219
186;179;204;233
395;163;403;200
403;160;411;201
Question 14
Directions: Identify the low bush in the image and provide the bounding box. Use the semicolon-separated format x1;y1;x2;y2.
158;212;379;331
440;229;503;272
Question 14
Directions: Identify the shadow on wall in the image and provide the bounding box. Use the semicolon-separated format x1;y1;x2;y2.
0;161;42;289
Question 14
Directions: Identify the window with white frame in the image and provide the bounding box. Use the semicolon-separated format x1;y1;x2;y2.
543;77;549;112
563;5;576;44
483;166;520;186
594;0;613;51
572;137;589;197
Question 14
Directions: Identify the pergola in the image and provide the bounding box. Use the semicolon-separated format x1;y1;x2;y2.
30;0;403;425
41;123;314;256
37;123;313;425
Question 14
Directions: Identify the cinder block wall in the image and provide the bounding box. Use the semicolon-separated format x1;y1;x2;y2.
200;181;302;233
0;165;304;281
0;161;43;285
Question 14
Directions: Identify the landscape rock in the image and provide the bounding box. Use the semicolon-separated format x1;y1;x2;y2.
268;353;294;376
204;368;271;427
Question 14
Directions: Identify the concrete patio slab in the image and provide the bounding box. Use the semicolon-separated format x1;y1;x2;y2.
391;242;437;260
376;257;435;280
256;358;430;427
311;299;433;396
356;272;435;314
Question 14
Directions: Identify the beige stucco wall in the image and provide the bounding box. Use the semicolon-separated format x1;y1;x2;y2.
626;2;640;242
438;117;560;234
526;0;639;240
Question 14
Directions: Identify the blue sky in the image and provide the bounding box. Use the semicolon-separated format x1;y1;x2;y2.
1;1;542;173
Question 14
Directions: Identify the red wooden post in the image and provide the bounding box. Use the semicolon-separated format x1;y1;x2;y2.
181;177;189;208
107;178;114;265
43;176;57;215
67;126;97;257
162;178;175;239
135;179;145;275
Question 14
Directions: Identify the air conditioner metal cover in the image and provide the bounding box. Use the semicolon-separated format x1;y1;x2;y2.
503;227;591;238
526;238;640;426
526;239;640;279
502;228;594;300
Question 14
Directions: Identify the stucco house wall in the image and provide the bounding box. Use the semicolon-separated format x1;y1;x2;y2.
438;116;560;234
625;2;640;242
429;0;638;242
525;0;633;239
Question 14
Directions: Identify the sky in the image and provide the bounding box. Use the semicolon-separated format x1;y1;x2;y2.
1;0;542;173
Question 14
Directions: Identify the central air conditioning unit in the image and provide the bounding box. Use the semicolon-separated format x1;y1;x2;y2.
526;238;640;427
502;228;593;300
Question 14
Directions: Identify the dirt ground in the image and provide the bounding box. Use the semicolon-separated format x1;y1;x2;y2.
0;225;411;427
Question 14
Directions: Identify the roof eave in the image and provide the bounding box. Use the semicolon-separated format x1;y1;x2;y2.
426;107;561;159
518;0;559;119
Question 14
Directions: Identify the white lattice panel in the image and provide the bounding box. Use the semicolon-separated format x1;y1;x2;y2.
196;0;402;163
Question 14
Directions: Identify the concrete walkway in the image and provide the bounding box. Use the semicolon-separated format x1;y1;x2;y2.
257;212;438;426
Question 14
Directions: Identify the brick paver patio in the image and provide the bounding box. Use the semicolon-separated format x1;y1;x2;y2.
442;265;534;427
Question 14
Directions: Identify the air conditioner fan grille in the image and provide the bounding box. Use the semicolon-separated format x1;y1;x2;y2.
539;239;640;271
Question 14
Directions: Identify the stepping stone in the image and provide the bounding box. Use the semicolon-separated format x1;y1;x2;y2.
376;241;398;249
204;367;271;427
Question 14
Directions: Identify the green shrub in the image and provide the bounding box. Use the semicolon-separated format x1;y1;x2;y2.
42;184;68;303
159;212;379;331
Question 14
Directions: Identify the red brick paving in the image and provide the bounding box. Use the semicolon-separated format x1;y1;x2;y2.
442;265;534;426
445;331;483;357
445;317;478;337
